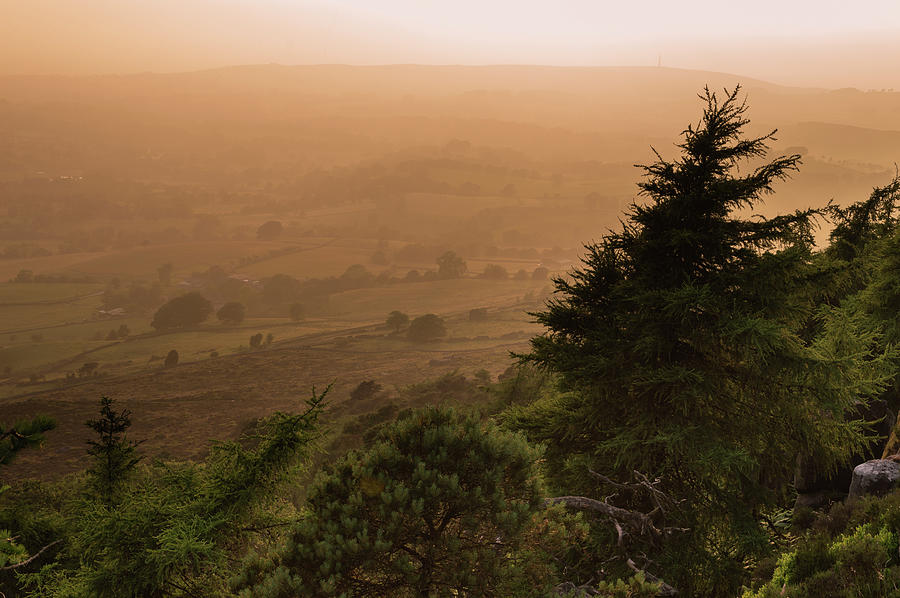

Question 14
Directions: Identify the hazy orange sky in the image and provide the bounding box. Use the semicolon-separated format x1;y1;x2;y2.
2;0;899;88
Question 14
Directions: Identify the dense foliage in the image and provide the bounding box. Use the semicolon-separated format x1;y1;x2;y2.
1;417;55;468
1;416;56;572
235;407;543;597
407;314;447;343
3;392;325;597
746;492;900;597
151;291;214;330
510;87;895;594
217;301;247;324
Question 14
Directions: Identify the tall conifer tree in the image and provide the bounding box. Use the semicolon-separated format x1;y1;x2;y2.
514;87;894;593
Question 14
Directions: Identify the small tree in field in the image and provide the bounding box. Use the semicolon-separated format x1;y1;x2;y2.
235;407;543;597
349;380;382;403
288;302;305;321
151;292;212;330
436;251;467;279
164;349;178;368
85;397;142;503
217;301;246;325
407;313;446;342
256;221;283;240
385;310;409;332
482;263;508;280
249;333;263;349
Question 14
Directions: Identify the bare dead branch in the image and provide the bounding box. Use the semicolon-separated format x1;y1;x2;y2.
588;468;628;489
544;495;687;540
544;496;651;530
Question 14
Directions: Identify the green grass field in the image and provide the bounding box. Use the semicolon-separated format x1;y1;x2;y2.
48;240;300;280
0;223;554;407
0;296;105;332
0;282;103;303
235;240;383;279
0;279;545;396
0;253;108;282
0;340;103;372
326;278;547;323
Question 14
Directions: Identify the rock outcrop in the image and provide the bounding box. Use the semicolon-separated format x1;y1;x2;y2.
848;459;900;500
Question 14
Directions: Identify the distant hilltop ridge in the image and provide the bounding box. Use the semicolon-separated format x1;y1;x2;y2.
1;62;897;176
2;63;897;134
163;63;806;93
0;64;822;98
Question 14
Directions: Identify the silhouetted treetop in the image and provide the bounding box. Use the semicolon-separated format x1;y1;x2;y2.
628;85;810;289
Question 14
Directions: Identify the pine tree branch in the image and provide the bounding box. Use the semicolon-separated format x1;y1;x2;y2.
0;539;61;571
627;558;678;596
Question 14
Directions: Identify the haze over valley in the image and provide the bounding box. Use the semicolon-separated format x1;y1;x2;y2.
2;61;900;474
4;3;900;596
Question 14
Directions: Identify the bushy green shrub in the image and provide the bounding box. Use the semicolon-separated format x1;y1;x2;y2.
746;492;900;598
234;406;543;597
14;392;326;598
593;573;662;598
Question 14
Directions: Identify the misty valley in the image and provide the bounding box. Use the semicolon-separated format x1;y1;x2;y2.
3;66;900;597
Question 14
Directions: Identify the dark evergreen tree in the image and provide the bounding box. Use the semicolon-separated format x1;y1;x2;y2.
828;175;900;264
235;406;542;597
85;397;142;503
805;175;900;311
828;175;900;333
1;416;55;468
24;391;327;597
512;87;894;594
1;415;56;570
